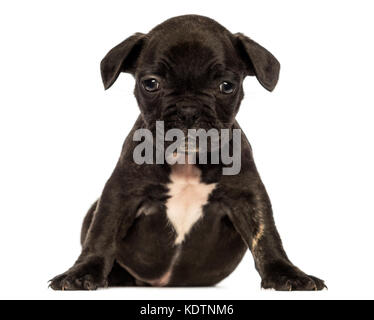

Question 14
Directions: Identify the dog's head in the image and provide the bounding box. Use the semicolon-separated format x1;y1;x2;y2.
101;15;280;134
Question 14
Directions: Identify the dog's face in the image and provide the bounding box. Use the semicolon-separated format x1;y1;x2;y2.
101;15;280;134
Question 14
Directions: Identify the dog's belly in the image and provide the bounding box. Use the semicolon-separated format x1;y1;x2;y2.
116;163;247;286
117;211;247;286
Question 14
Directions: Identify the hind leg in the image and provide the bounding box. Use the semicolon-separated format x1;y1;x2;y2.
79;200;138;287
107;262;138;286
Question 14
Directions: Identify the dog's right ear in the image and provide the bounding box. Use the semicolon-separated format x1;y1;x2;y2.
100;33;145;90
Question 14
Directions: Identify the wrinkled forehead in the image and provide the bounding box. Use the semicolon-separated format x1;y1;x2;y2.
137;30;240;79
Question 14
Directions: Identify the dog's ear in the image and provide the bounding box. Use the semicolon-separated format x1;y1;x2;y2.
234;33;280;91
100;33;145;90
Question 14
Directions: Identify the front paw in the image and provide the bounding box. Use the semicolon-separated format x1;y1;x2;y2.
49;257;108;291
261;261;326;291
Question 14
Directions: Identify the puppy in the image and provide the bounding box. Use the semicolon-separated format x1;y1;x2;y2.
50;15;326;291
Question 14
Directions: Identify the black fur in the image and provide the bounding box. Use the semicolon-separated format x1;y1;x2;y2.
49;15;325;291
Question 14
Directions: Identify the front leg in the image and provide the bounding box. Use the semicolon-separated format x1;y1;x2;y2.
225;180;326;291
49;172;139;290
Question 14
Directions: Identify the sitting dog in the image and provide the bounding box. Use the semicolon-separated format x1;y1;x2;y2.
50;15;326;291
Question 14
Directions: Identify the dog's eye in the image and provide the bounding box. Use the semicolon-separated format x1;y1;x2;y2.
142;78;160;92
219;81;235;94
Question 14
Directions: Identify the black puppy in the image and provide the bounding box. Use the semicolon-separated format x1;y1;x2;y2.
50;15;326;291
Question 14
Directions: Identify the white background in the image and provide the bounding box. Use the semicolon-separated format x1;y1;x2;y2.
1;0;373;300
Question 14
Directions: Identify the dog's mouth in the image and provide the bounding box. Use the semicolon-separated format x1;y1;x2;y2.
163;135;200;156
162;118;227;132
162;131;222;156
146;115;231;159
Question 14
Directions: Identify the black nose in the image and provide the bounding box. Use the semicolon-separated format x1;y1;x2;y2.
177;105;199;127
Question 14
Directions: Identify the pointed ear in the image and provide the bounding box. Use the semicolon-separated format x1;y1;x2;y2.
100;33;145;90
234;33;280;91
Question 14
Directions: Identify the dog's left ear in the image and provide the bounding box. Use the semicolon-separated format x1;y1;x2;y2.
234;33;280;91
100;33;145;90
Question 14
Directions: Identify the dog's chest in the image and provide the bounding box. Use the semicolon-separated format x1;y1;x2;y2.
165;164;216;245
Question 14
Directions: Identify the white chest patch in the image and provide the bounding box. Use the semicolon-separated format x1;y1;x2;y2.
166;163;216;245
